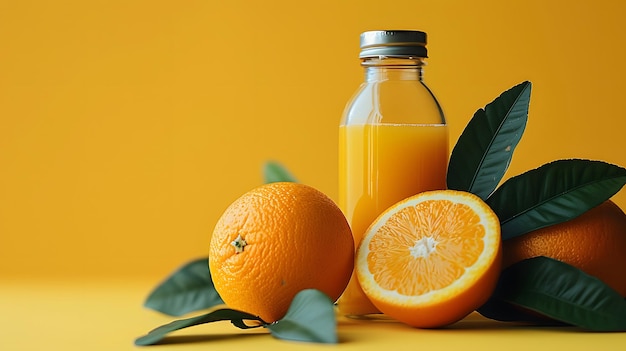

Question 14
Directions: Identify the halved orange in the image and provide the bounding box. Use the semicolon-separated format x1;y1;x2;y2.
355;190;501;328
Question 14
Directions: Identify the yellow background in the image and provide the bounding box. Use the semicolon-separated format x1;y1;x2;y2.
2;0;626;349
3;0;626;280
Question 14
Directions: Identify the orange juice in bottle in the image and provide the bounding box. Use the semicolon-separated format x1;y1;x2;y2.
338;30;448;316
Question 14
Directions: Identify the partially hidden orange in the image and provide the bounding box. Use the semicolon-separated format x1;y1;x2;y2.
356;190;502;328
503;200;626;297
208;182;354;323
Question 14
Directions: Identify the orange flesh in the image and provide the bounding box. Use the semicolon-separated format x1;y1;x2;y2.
367;200;485;295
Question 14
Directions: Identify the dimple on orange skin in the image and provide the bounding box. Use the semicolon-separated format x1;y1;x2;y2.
356;190;502;328
503;200;626;297
209;182;355;323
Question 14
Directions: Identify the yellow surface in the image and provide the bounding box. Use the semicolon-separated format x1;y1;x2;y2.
2;278;626;350
2;0;626;349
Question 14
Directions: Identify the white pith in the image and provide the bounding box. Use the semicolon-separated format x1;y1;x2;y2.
409;236;437;258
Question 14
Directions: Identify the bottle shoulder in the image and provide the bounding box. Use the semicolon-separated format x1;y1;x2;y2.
341;81;445;125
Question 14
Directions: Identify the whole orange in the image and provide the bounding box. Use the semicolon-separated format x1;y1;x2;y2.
208;182;354;323
503;200;626;297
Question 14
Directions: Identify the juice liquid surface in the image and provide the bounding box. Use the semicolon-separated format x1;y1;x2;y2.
337;123;448;316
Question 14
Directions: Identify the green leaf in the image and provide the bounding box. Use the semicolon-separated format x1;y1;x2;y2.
477;293;565;325
144;258;224;316
134;308;264;346
447;81;531;200
483;256;626;331
486;159;626;240
266;289;338;344
135;289;338;346
263;161;297;183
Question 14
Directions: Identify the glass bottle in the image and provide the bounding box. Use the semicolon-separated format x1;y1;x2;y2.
337;30;448;317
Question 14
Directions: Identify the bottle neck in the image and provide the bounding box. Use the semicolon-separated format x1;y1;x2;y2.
361;57;424;82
